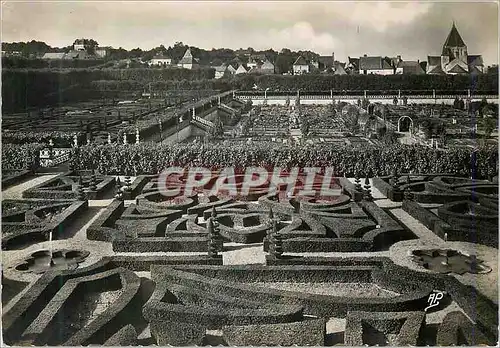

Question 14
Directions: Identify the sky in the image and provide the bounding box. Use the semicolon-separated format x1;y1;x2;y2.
2;1;499;65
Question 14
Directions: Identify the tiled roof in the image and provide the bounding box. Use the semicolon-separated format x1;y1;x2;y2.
467;55;483;66
427;56;441;67
318;56;334;68
382;57;393;69
427;63;445;74
178;48;194;65
293;56;308;66
42;52;65;59
347;57;359;69
235;64;248;74
360;56;393;70
261;60;274;70
333;62;347;75
398;61;424;74
152;55;171;60
442;23;466;54
448;64;468;74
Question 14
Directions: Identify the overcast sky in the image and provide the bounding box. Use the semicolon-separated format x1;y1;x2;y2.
2;1;498;65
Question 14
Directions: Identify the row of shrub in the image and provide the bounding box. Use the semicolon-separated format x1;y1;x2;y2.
69;143;498;178
230;74;499;92
2;143;44;170
2;131;83;146
2;57;107;69
90;79;227;92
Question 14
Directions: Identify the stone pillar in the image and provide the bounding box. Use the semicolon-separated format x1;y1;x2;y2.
218;96;221;105
398;89;401;99
136;128;140;144
364;90;367;99
73;134;78;148
123;133;127;145
108;133;112;144
330;89;333;99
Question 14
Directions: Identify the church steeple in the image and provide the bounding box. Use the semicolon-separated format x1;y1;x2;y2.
442;22;467;61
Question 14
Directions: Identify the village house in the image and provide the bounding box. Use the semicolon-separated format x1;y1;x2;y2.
292;56;310;75
73;39;89;51
248;59;275;75
95;47;111;58
427;22;484;75
345;57;360;74
213;63;239;79
42;51;92;60
332;61;347;75
359;55;395;75
42;52;66;60
259;59;275;74
396;60;426;75
247;56;261;70
214;65;227;79
235;63;248;75
177;47;199;70
317;53;335;71
149;55;172;67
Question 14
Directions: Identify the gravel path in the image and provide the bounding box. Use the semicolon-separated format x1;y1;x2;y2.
247;282;399;297
223;244;266;265
390;208;443;243
1;174;59;199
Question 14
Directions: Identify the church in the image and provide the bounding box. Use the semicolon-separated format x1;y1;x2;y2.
427;22;484;75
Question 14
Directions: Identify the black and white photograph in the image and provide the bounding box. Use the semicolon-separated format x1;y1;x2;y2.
1;1;499;346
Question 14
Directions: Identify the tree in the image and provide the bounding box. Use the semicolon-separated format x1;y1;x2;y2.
376;121;387;138
301;118;310;136
481;116;496;140
210;114;224;137
275;53;294;74
419;119;432;139
129;48;143;58
343;105;360;133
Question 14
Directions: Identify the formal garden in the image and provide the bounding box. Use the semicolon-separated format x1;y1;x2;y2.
1;87;498;346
